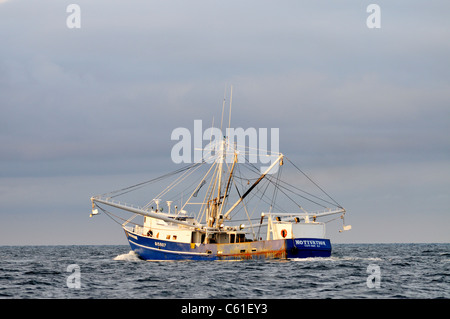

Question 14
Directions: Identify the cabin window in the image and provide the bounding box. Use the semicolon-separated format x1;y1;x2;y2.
230;234;235;243
173;235;177;240
166;235;171;239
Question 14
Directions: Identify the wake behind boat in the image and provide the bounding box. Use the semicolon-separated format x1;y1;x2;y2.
90;92;351;261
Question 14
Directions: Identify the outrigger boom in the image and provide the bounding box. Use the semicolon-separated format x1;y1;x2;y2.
91;196;199;229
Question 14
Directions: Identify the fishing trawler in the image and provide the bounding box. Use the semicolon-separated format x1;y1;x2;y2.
90;93;351;261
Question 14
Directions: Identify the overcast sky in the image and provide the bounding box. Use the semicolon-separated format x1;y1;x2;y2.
0;0;449;245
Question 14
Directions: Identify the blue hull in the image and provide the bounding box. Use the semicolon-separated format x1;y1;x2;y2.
124;229;331;261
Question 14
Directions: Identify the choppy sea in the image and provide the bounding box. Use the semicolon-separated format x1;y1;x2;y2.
0;244;448;299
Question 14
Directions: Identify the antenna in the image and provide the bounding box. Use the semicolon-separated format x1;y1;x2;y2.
228;85;233;130
209;116;215;145
153;198;161;211
220;85;226;131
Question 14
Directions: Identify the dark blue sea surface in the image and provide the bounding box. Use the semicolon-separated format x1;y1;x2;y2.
0;244;448;299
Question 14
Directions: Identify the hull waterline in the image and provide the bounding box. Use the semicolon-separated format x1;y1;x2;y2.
124;229;331;261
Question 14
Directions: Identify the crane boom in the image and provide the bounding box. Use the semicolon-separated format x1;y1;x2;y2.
223;154;283;220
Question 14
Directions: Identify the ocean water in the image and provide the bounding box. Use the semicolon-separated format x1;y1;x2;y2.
0;244;448;299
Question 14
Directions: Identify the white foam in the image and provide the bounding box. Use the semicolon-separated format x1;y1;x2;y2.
291;256;383;262
113;250;141;262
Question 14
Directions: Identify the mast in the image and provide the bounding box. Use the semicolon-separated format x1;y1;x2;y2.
207;137;226;228
217;150;237;226
215;138;224;221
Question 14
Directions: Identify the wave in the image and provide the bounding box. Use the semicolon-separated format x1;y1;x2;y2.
113;250;142;262
290;256;383;262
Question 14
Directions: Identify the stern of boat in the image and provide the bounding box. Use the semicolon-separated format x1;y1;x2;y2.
286;238;331;258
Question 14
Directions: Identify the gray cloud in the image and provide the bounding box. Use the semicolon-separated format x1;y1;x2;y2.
0;0;449;244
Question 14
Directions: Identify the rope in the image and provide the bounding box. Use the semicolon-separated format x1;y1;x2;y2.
285;156;343;208
95;204;134;227
99;162;202;199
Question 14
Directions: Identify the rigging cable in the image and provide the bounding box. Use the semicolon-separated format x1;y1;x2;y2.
285;156;343;208
99;162;202;199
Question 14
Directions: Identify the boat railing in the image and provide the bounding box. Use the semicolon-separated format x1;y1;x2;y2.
264;208;345;218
